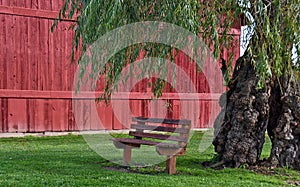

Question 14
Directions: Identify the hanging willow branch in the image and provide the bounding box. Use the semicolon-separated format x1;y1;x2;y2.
54;0;300;98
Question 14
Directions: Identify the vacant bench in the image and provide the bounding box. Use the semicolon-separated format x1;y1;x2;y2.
111;117;191;174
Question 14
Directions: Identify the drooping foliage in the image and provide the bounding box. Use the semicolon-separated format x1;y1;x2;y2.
55;0;299;98
54;0;240;98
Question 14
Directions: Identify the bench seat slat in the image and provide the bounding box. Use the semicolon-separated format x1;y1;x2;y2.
133;117;191;125
131;124;190;134
111;138;183;148
129;131;188;142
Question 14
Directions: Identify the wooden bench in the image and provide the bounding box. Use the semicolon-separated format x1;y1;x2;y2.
111;117;191;174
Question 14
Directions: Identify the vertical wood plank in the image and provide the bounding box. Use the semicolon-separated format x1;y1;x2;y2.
51;100;62;131
48;19;55;130
94;101;113;130
68;99;76;131
39;19;49;90
34;99;47;132
51;0;59;12
16;0;25;8
192;100;199;128
73;100;91;131
44;99;52;131
0;99;3;132
2;99;8;132
51;100;69;131
1;0;8;6
5;14;18;132
66;27;76;91
9;0;17;6
37;18;43;91
15;15;22;90
27;99;35;132
0;14;5;89
28;17;38;90
20;16;29;90
53;21;62;91
199;101;204;128
62;99;69;131
46;99;53;131
72;100;82;131
61;22;68;91
83;100;91;130
7;99;27;132
58;0;64;12
26;16;39;131
31;0;38;10
112;100;131;130
149;99;168;119
25;0;31;9
39;0;51;10
6;14;15;90
142;99;150;117
172;100;180;119
90;100;99;130
129;99;142;117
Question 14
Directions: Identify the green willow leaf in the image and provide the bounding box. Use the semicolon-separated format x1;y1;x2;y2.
54;0;300;99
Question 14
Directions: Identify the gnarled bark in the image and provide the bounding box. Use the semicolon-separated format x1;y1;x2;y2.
213;55;300;170
268;78;300;169
213;55;270;167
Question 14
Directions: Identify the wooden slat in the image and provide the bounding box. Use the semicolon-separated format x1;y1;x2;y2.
0;99;2;132
34;99;47;132
115;92;221;101
0;14;4;89
21;16;29;90
112;100;131;130
0;90;221;100
131;124;190;134
133;117;191;125
95;101;113;130
7;99;27;132
129;131;188;142
111;138;182;148
25;0;31;9
5;14;14;90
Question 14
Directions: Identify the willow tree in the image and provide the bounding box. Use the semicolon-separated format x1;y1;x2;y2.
56;0;300;169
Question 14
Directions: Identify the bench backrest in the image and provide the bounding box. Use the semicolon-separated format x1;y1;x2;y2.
130;117;191;149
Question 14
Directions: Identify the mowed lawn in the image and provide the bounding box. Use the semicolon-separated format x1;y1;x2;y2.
0;131;299;187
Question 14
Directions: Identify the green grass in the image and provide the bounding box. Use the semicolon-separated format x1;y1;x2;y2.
0;132;299;187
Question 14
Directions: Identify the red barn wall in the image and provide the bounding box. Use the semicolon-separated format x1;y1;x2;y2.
0;0;241;133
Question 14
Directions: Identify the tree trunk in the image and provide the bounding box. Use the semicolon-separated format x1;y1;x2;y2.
212;55;300;169
213;55;270;167
267;76;300;169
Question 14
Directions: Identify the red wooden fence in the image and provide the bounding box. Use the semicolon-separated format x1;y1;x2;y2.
0;0;241;133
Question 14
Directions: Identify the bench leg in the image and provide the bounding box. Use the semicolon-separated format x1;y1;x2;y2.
166;156;176;174
123;145;132;166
